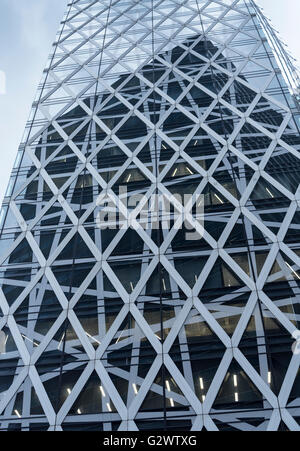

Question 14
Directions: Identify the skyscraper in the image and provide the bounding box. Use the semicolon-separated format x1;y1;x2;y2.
0;0;300;431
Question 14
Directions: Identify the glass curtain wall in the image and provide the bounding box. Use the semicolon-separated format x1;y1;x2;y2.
0;0;299;431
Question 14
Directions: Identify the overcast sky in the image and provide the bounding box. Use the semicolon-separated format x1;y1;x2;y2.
0;0;299;204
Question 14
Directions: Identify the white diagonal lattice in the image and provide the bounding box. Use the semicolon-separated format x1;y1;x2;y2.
0;0;300;431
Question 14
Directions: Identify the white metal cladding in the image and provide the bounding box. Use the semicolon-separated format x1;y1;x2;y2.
0;0;299;431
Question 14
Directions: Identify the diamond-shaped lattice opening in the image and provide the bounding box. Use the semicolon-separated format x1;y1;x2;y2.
183;135;218;170
163;161;199;182
1;266;41;308
208;292;252;337
110;228;153;258
32;204;73;259
94;139;129;170
12;378;46;418
52;262;97;294
163;111;196;146
169;223;212;253
73;276;125;350
68;370;118;416
263;251;300;285
250;177;288;204
136;298;177;342
113;167;151;194
59;171;98;207
54;231;95;261
224;215;270;249
264;147;300;195
144;263;188;334
103;313;157;407
5;238;33;266
249;97;286;133
202;184;236;212
139;365;196;415
35;320;89;403
98;103;131;132
213;157;256;201
196;256;246;298
42;363;88;414
239;300;296;396
169;308;226;402
108;259;144;294
174;255;208;288
211;359;271;412
45;146;80;175
14;288;63;350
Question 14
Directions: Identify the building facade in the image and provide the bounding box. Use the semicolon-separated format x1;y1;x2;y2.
0;0;300;431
